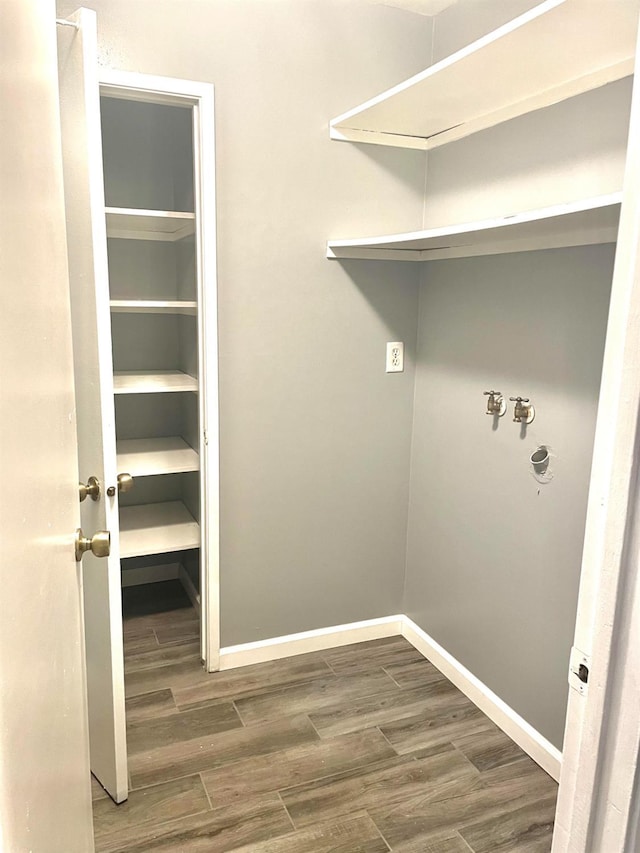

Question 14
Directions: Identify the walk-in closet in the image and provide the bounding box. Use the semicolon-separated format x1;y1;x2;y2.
8;0;638;849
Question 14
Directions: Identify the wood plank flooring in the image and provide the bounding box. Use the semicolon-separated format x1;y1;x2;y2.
92;581;557;852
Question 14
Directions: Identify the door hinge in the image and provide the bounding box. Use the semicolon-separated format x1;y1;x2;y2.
203;429;209;446
569;646;591;696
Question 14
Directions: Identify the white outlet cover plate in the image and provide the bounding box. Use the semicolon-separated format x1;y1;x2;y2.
386;341;404;373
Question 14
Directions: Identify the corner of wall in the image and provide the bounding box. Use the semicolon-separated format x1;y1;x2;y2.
401;267;425;618
420;15;435;231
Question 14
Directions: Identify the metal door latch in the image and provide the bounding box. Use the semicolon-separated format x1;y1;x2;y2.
106;473;134;498
569;646;591;696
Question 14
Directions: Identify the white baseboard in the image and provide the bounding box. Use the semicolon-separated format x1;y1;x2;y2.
121;562;179;588
216;613;561;780
218;615;403;671
402;617;562;781
178;564;200;616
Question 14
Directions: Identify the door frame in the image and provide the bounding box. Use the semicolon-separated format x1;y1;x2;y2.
552;21;640;853
99;69;221;672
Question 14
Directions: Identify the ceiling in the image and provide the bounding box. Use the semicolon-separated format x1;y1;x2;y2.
373;0;458;15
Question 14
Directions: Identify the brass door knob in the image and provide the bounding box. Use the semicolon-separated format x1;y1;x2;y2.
75;528;111;562
107;473;134;498
79;476;101;502
117;473;134;493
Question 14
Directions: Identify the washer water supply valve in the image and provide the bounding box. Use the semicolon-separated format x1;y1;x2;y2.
483;390;507;417
510;396;535;424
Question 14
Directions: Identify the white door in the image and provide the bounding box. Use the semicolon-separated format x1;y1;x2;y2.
57;9;128;804
0;0;94;849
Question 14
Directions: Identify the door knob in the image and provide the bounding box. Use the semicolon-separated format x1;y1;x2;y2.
106;473;134;498
79;476;101;502
75;528;111;561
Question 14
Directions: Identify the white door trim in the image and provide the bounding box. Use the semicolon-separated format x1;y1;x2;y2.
99;69;220;673
552;23;640;853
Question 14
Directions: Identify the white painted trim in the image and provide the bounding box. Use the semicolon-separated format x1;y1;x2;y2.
194;84;220;674
217;612;560;781
401;617;561;781
217;613;560;778
98;69;221;677
218;616;403;670
552;20;640;852
99;69;212;106
120;562;179;588
178;565;201;616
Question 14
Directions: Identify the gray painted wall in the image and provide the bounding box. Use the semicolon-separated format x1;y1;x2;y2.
403;0;628;750
404;247;614;748
423;0;631;230
56;0;624;751
56;0;430;645
422;78;632;229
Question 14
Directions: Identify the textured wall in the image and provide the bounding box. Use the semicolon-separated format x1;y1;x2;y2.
55;0;432;644
402;0;631;750
405;246;614;748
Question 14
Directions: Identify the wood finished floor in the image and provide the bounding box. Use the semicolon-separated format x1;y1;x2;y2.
92;581;557;852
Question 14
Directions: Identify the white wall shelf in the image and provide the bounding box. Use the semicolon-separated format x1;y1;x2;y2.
327;194;621;262
119;501;200;559
330;0;638;151
110;300;197;315
113;370;198;395
105;207;195;241
116;437;199;477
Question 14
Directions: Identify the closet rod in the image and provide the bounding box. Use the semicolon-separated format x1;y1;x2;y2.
56;18;80;29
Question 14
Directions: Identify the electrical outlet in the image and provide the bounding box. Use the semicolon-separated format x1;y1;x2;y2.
386;341;404;373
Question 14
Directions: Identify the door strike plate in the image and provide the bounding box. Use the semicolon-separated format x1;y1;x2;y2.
569;646;591;696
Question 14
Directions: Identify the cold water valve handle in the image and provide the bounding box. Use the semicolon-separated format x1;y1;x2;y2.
483;390;506;417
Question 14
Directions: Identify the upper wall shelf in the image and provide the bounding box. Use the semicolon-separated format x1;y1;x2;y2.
105;207;195;241
110;300;198;315
330;0;638;151
327;194;621;262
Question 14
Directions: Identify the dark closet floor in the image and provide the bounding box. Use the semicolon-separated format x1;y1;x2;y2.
92;581;557;852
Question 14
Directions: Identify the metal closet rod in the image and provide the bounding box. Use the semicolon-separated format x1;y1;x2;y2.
56;18;80;28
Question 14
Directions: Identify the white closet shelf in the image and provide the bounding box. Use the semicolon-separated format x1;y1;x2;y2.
330;0;638;151
113;370;198;394
119;501;200;559
327;193;621;262
117;437;199;477
110;300;197;315
105;207;195;241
